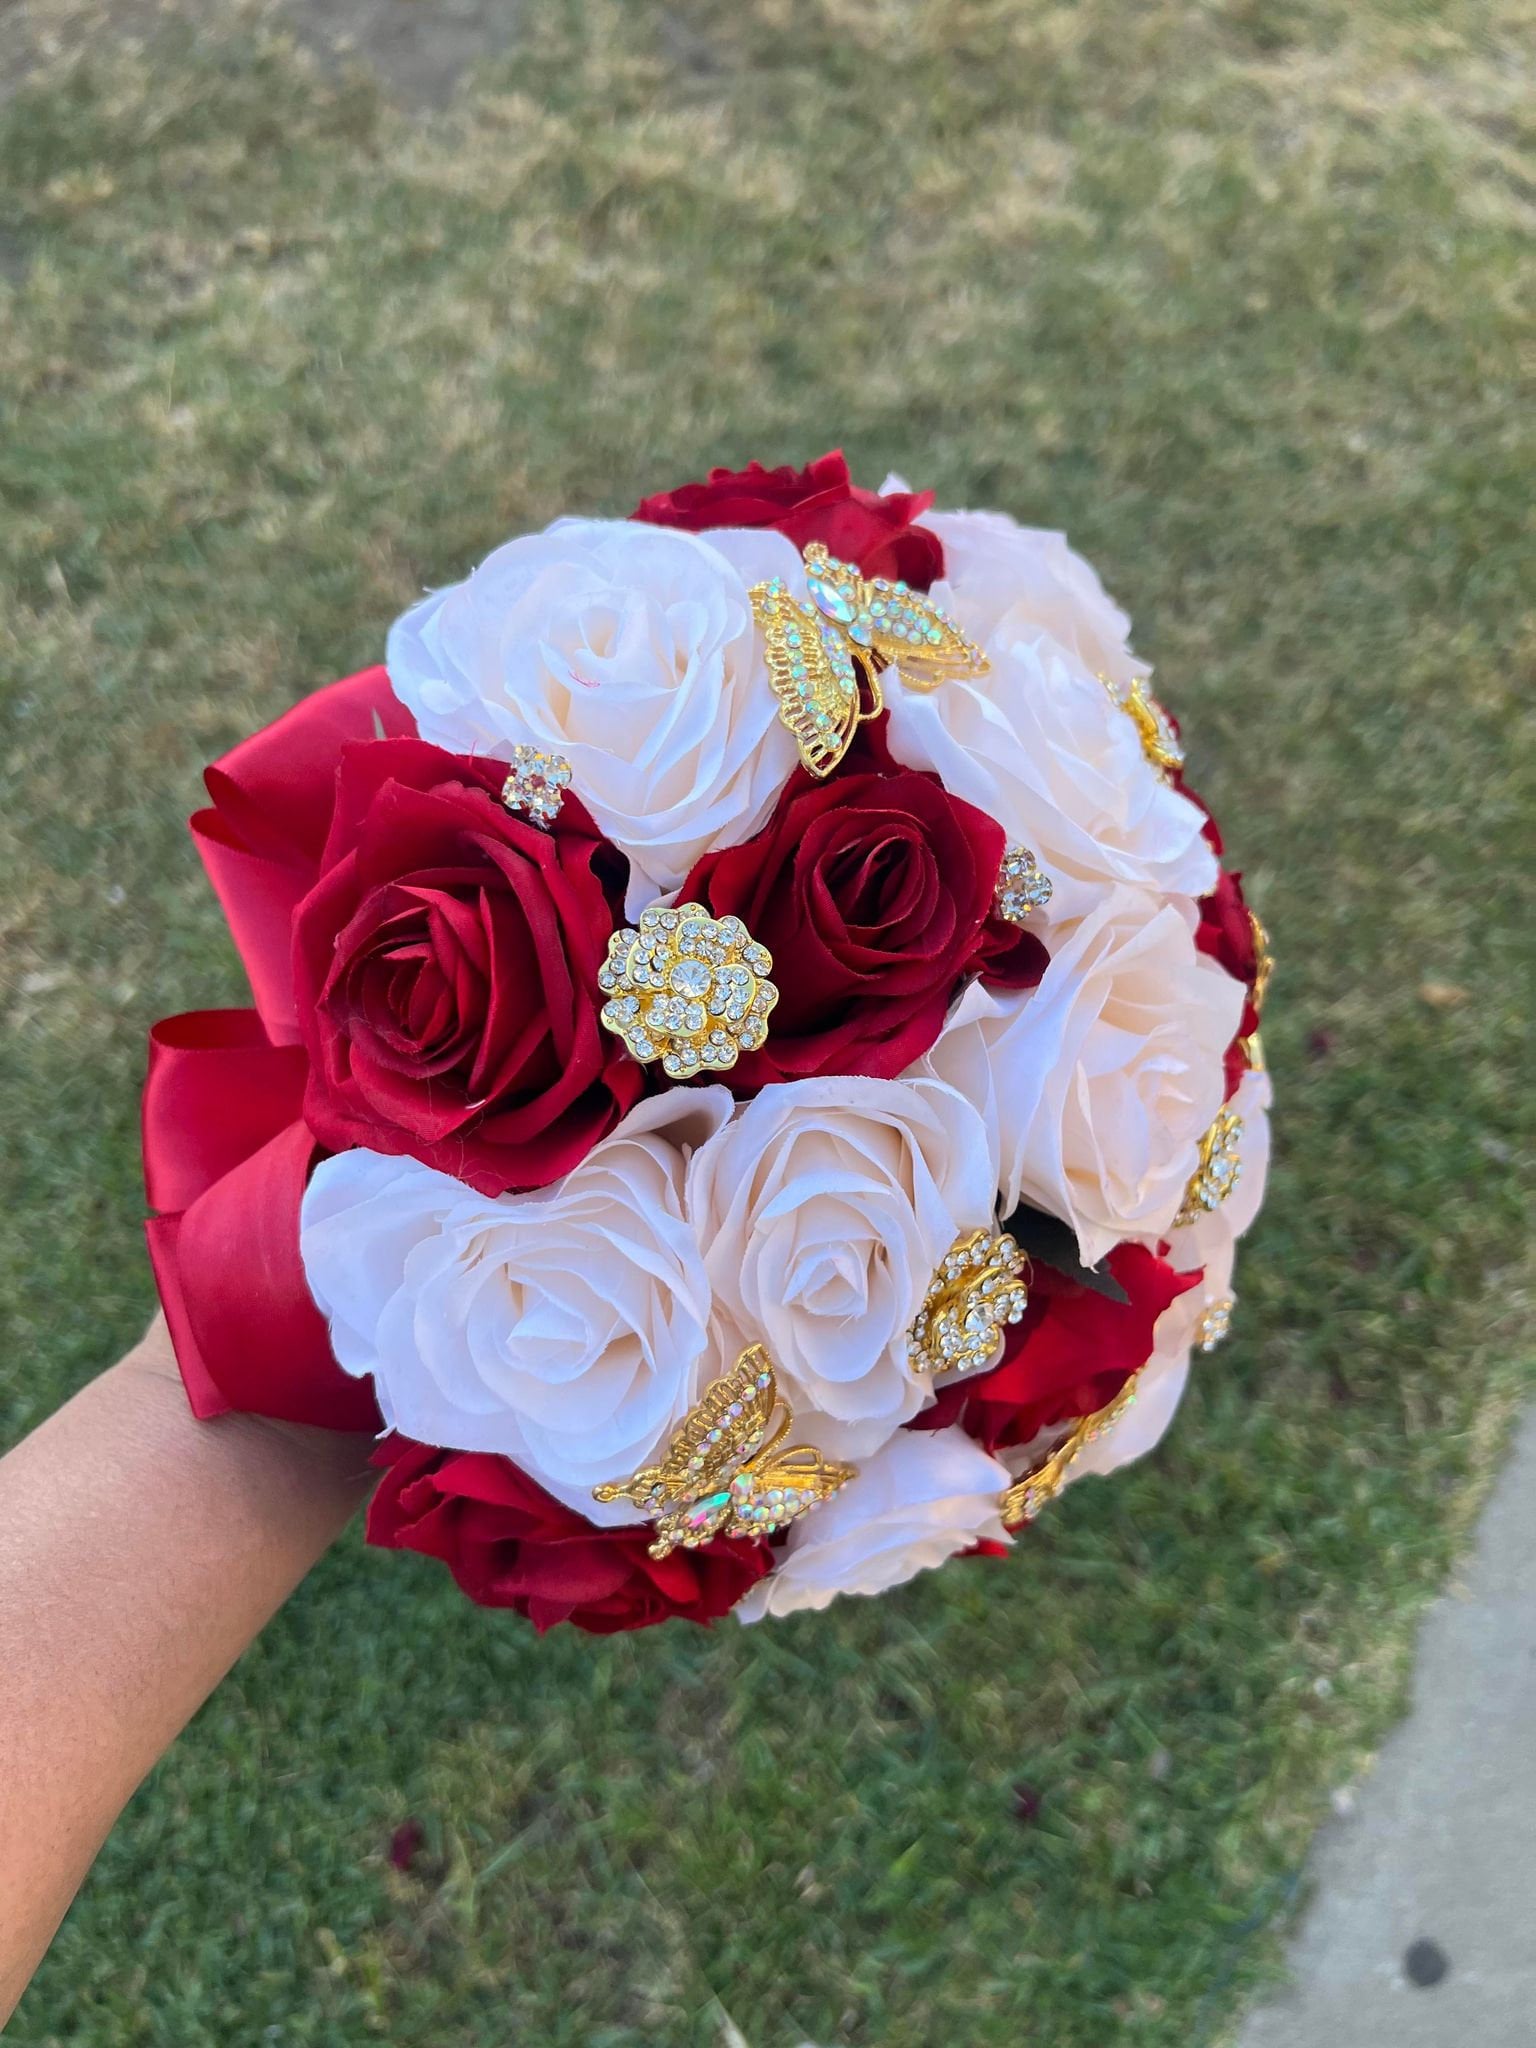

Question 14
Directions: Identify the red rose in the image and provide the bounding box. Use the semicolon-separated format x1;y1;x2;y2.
192;665;416;1044
913;1243;1197;1454
1175;766;1225;860
634;448;945;588
293;738;642;1196
1197;866;1257;988
1171;773;1263;1095
368;1437;771;1633
142;1008;379;1431
678;728;1046;1088
1195;866;1261;1098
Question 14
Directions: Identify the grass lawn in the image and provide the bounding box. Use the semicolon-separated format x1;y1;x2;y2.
1;0;1532;2041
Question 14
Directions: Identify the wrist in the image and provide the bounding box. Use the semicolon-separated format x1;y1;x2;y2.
117;1313;378;1498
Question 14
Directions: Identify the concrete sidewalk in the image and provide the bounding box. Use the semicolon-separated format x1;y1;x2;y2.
1236;1405;1536;2047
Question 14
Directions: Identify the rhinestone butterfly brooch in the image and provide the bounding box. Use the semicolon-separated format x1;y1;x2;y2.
750;541;989;777
593;1346;855;1560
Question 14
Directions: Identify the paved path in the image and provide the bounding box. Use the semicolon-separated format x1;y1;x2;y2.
1236;1404;1536;2047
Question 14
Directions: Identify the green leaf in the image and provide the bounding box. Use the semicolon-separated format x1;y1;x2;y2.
1002;1204;1130;1303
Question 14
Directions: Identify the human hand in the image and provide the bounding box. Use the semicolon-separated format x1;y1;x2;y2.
0;1315;375;2025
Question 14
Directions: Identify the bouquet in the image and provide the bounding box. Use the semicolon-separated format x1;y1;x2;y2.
143;452;1272;1633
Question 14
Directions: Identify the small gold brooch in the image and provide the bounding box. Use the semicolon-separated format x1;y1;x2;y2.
1237;908;1273;1072
994;845;1053;924
500;744;572;827
593;1346;855;1560
751;541;989;779
998;1380;1139;1529
1194;1296;1235;1352
1102;674;1185;778
1174;1108;1244;1229
1249;908;1274;1015
908;1228;1030;1378
597;902;778;1079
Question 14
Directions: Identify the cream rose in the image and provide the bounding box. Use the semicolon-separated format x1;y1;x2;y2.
299;1088;733;1522
385;519;801;916
918;888;1245;1267
884;625;1215;930
686;1075;1001;1460
736;1427;1011;1622
1056;1067;1274;1483
923;506;1149;688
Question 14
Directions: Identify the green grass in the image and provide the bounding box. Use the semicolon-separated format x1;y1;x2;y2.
2;0;1533;2041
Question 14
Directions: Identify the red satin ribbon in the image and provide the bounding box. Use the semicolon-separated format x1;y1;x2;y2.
143;1007;379;1432
191;665;412;1043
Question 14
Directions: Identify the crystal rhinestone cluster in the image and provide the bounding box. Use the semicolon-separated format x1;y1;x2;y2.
598;901;778;1079
1175;1108;1244;1229
805;541;958;655
499;744;572;826
1193;1296;1235;1352
994;845;1053;924
908;1227;1030;1378
759;577;861;709
727;1466;806;1532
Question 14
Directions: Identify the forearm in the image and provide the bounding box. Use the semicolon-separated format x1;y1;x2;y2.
0;1319;374;2025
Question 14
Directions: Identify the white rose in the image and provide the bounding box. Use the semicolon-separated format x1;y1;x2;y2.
386;519;801;917
737;1427;1011;1622
884;626;1215;930
1066;1066;1274;1481
923;506;1149;688
918;888;1246;1267
686;1075;1001;1459
299;1088;733;1522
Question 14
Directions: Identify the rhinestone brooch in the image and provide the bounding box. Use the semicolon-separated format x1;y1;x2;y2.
994;845;1053;924
998;1380;1140;1529
598;902;778;1079
1238;909;1274;1073
751;541;989;779
1174;1108;1244;1229
908;1228;1030;1378
593;1346;854;1560
1193;1296;1235;1352
1102;674;1185;778
500;744;572;827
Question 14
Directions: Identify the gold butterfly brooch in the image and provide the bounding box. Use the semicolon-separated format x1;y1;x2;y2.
750;541;989;778
593;1346;855;1560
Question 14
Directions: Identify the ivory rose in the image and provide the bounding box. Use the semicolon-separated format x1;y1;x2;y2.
923;506;1149;688
686;1075;1001;1459
917;888;1246;1267
299;1089;733;1520
884;628;1216;930
385;520;801;916
1065;1067;1275;1482
736;1428;1011;1621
